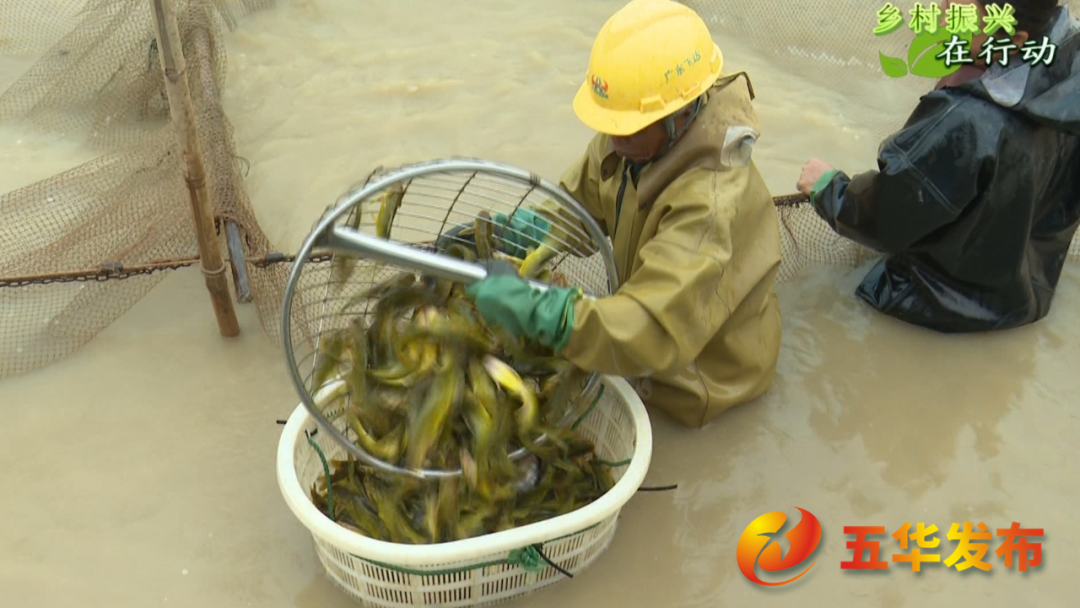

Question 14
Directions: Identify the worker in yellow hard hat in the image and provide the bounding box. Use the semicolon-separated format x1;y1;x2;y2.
458;0;784;428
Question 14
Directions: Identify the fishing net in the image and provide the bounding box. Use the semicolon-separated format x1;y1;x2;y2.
1;0;1078;379
0;0;277;378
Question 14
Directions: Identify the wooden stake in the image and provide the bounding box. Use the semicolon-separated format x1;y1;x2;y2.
184;21;252;306
150;0;240;337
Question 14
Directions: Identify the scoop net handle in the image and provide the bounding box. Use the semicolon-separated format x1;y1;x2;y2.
319;227;554;292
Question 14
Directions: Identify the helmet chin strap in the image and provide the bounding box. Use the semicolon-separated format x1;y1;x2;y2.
651;94;705;161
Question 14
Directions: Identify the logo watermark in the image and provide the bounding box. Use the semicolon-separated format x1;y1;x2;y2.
736;507;823;586
842;521;1044;572
876;2;1058;78
737;509;1045;589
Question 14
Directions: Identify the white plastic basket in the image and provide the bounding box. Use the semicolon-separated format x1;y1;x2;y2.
276;375;652;608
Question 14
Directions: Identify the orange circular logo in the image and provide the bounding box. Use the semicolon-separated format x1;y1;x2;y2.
736;507;822;586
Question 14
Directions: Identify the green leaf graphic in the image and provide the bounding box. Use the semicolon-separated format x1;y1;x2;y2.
879;52;908;78
908;29;973;78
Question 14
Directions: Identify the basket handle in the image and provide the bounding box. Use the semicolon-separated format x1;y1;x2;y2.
321;227;556;292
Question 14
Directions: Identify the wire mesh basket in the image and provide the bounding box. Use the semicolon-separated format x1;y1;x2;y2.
281;157;620;478
277;374;652;608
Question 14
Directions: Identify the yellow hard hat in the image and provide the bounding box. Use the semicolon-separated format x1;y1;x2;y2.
573;0;723;136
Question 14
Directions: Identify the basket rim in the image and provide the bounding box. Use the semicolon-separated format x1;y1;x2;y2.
276;374;652;567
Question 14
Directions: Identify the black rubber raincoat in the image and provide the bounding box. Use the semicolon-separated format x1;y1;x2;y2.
811;7;1080;333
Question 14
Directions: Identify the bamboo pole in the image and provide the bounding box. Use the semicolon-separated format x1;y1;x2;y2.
183;20;253;305
150;0;240;337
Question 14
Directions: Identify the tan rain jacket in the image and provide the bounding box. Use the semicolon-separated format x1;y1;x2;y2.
553;73;782;428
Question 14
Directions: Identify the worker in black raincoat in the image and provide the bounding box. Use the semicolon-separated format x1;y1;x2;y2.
796;0;1080;333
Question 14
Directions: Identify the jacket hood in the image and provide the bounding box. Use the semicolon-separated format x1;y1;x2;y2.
963;6;1080;134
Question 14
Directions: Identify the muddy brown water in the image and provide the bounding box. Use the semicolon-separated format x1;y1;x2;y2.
2;1;1077;606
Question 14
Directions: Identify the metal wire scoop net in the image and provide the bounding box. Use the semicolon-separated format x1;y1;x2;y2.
282;158;620;480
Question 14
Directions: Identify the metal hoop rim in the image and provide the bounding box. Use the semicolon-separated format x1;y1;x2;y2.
281;157;620;480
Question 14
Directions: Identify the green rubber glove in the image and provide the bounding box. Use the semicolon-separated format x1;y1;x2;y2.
465;269;581;352
493;209;551;259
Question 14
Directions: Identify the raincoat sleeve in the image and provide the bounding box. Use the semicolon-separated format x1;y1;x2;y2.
811;94;995;254
532;135;610;258
560;168;734;377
